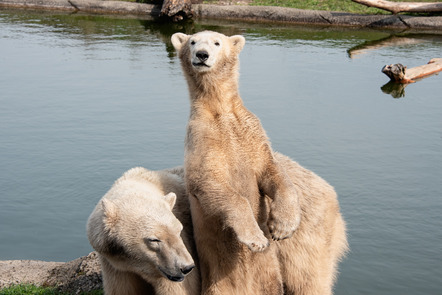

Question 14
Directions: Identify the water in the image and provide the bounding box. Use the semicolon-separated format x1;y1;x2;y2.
1;9;441;294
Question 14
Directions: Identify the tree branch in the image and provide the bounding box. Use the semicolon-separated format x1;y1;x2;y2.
352;0;442;14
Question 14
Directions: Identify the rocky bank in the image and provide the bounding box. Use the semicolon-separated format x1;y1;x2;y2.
0;252;102;294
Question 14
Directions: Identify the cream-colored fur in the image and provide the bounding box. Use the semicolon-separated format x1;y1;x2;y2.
87;167;200;295
172;30;302;295
172;31;347;295
273;153;348;295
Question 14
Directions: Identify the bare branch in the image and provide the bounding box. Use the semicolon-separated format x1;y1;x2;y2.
352;0;442;14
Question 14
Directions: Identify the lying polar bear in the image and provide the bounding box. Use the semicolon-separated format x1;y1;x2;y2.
87;167;200;295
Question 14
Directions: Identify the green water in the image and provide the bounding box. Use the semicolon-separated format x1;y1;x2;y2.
1;9;441;294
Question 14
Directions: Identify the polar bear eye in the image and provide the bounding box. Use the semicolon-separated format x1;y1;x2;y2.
147;238;161;243
214;41;220;46
145;238;162;251
190;40;195;45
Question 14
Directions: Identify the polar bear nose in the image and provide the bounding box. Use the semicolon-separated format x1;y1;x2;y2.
196;51;209;62
181;264;195;275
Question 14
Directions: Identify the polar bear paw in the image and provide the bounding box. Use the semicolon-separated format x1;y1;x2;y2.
267;203;301;241
237;228;269;252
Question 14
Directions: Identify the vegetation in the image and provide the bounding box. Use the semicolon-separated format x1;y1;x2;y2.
0;284;103;295
126;0;441;14
250;0;441;14
0;285;59;295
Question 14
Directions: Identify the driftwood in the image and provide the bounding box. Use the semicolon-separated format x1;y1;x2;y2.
352;0;442;14
382;58;442;83
160;0;193;21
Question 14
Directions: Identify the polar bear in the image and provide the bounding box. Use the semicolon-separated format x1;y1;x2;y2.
171;30;297;295
86;167;200;295
87;157;347;295
171;31;347;295
272;153;348;295
172;30;300;294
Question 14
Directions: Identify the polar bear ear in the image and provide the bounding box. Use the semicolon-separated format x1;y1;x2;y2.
101;199;119;226
171;33;190;51
229;35;245;53
163;192;177;210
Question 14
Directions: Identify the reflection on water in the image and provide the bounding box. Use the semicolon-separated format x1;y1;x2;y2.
381;80;408;98
347;33;442;59
1;8;441;295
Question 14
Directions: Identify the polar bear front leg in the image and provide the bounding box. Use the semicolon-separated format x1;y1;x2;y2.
260;160;301;240
231;207;270;252
210;191;270;252
267;188;301;241
188;183;269;252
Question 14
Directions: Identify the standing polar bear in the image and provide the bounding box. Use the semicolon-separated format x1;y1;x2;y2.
172;30;301;295
87;167;200;295
171;30;348;295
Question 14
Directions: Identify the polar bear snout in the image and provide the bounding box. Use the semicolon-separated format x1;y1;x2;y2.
196;51;209;63
192;50;212;69
181;264;195;275
160;263;195;282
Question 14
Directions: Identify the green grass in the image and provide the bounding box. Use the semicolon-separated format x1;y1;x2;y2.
250;0;382;14
0;284;103;295
129;0;441;14
197;0;441;14
0;285;60;295
251;0;441;14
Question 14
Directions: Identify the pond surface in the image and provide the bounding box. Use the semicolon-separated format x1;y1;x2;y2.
1;8;441;295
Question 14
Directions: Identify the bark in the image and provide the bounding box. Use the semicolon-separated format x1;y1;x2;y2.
382;58;442;83
160;0;193;21
352;0;442;14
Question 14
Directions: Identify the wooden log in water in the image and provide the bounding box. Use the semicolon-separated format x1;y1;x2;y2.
382;58;442;83
352;0;442;14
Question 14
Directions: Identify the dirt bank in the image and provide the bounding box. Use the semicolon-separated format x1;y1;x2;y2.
0;252;102;294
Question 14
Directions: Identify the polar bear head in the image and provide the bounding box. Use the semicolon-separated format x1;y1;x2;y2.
87;174;195;283
171;30;245;77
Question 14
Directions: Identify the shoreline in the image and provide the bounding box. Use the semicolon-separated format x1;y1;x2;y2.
0;252;102;293
0;0;442;29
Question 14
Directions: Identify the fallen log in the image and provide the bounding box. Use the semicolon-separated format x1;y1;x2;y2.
382;58;442;83
160;0;193;21
352;0;442;14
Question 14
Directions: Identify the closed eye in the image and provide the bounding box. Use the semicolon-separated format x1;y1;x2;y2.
145;237;162;251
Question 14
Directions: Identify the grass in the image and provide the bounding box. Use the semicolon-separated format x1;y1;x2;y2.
250;0;441;14
130;0;441;14
251;0;382;14
0;284;103;295
0;285;59;295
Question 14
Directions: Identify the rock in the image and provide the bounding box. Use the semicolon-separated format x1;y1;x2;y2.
0;252;102;294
